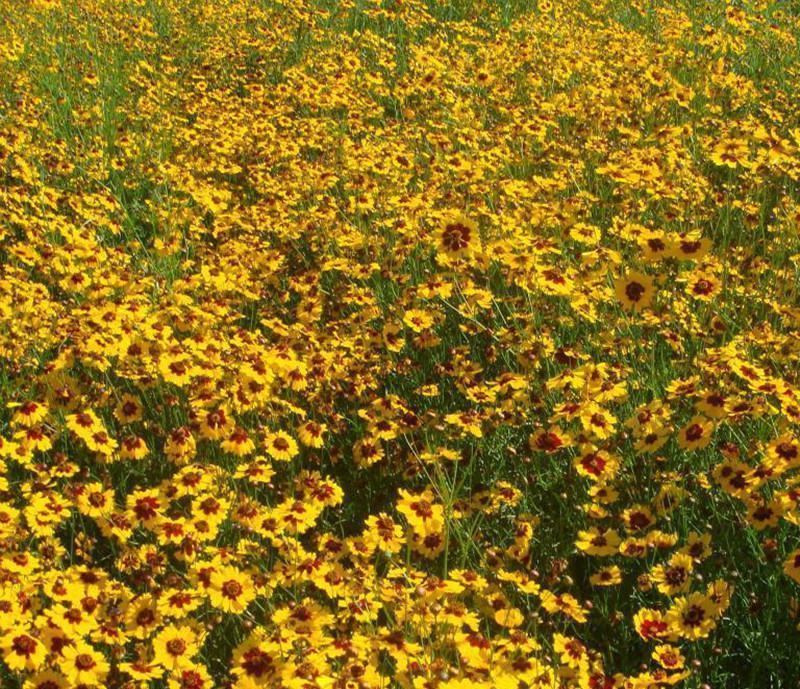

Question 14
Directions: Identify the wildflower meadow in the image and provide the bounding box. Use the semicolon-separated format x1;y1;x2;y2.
1;0;800;687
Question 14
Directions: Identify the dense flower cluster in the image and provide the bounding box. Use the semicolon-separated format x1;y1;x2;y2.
1;0;800;687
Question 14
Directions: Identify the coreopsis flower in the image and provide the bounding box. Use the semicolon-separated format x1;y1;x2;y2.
529;426;572;454
396;489;444;534
264;431;299;461
590;565;622;586
126;489;164;528
353;436;383;467
199;407;234;441
99;510;135;542
765;434;800;473
1;629;47;672
679;532;712;561
120;434;149;460
363;513;404;554
23;671;69;689
168;665;214;689
745;498;783;531
382;322;405;352
272;598;333;638
10;400;48;427
783;549;800;584
712;458;753;497
221;426;255;456
297;420;327;448
62;641;110;686
85;428;118;457
677;416;714;450
673;235;712;261
118;660;164;682
153;624;202;671
410;528;446;559
685;272;721;302
165;426;196;463
553;633;589;670
231;636;283;687
274;498;322;535
75;483;116;519
66;410;102;440
579;404;617;440
707;579;732;614
575;527;621;556
651;553;694;596
235;456;275;484
439;213;480;259
652;644;685;671
666;593;718;639
695;390;729;419
539;590;588;623
159;354;196;386
1;1;800;685
709;137;750;168
454;630;492;669
444;411;483;438
403;308;435;333
633;608;670;641
156;588;202;618
114;393;143;423
126;595;162;639
614;270;655;312
209;566;257;614
574;446;619;482
620;505;655;533
13;425;53;455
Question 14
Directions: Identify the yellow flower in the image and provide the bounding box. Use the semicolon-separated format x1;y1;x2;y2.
120;434;149;460
114;393;143;423
454;630;492;669
10;400;48;427
209;566;257;614
614;270;655;312
666;592;717;640
576;525;621;557
75;482;115;519
553;633;588;670
264;431;299;461
651;553;694;595
539;590;588;623
633;608;670;641
221;427;256;457
402;308;435;333
297;420;327;448
231;636;283;686
590;565;622;586
438;212;481;258
677;415;714;450
364;513;404;554
23;671;68;689
167;665;214;689
784;549;800;584
651;644;685;672
410;528;446;559
396;489;444;534
709;137;750;168
62;641;110;686
1;629;47;672
153;624;202;671
66;410;102;440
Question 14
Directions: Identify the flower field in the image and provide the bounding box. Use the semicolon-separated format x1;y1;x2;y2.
1;0;800;687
